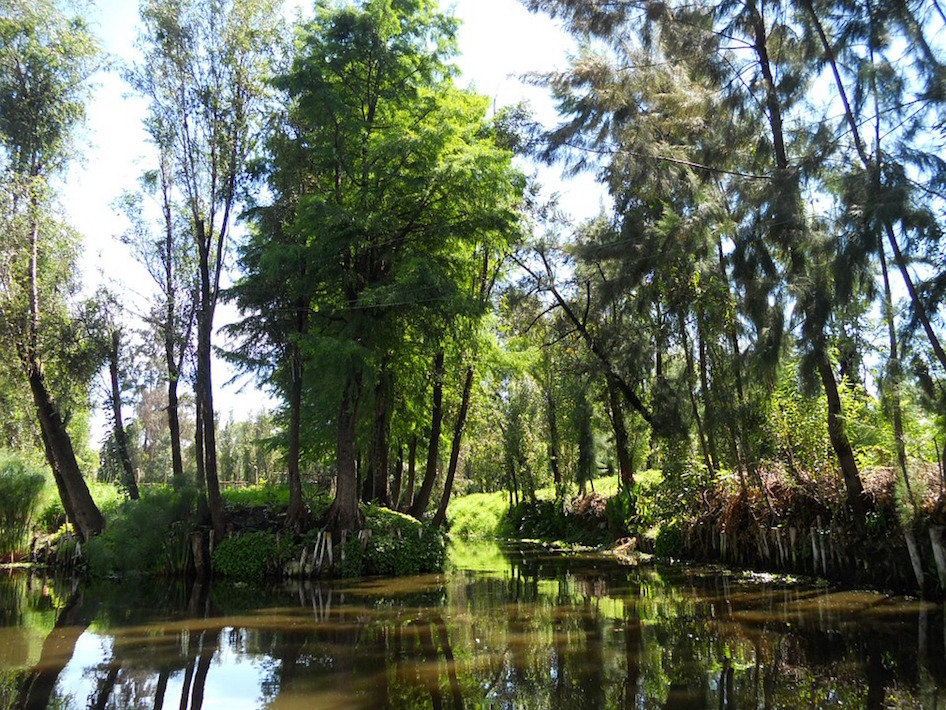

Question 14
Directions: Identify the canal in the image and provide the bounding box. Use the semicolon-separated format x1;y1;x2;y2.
2;541;944;708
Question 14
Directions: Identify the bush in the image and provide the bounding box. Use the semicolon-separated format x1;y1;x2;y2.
654;522;684;558
0;450;46;556
212;531;282;581
85;486;198;577
354;506;447;577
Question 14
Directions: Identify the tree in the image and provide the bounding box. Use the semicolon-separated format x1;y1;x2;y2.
118;157;198;489
235;0;522;534
133;0;284;539
0;0;104;541
525;0;876;526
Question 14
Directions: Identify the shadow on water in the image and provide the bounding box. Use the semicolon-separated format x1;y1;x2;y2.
1;543;945;708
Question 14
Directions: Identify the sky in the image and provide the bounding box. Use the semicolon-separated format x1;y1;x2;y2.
64;0;606;432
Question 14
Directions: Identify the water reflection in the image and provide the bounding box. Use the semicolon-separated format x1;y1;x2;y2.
1;545;944;709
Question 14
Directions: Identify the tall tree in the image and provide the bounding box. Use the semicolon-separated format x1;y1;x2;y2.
118;153;198;489
133;0;284;539
237;0;522;534
0;0;104;541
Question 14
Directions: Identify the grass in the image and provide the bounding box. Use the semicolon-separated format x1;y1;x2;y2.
447;473;628;541
447;491;511;539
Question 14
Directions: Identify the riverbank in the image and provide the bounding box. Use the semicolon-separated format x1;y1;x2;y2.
20;485;446;582
447;467;946;599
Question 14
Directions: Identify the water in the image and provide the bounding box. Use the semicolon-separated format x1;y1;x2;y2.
1;541;944;709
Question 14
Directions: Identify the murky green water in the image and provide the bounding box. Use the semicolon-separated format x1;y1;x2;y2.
1;541;944;709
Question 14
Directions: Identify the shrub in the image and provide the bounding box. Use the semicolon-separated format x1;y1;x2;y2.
212;531;282;581
355;506;447;577
0;450;46;556
654;522;684;558
85;486;198;577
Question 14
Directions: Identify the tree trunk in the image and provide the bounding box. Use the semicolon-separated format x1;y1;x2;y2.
194;397;210;526
696;307;720;470
324;370;364;536
364;360;391;506
196;219;224;541
880;246;917;513
817;354;868;529
544;363;563;496
108;329;139;500
391;445;404;511
401;435;418;512
410;350;445;520
433;365;474;528
286;345;306;529
167;369;185;487
606;373;635;490
679;313;714;478
28;367;104;541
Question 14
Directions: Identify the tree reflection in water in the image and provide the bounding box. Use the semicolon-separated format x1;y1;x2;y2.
0;545;944;708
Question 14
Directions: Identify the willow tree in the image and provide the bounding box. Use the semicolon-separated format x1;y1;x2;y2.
235;0;522;534
0;0;104;540
133;0;284;539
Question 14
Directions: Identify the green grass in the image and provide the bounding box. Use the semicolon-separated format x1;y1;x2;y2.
447;491;511;539
448;474;632;541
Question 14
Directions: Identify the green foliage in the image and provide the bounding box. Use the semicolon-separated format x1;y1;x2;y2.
356;506;447;577
85;487;197;577
0;450;45;555
221;484;291;509
654;522;684;558
212;531;283;582
507;498;611;546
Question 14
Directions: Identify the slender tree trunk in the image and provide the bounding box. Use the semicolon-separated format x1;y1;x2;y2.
324;370;364;535
286;345;306;529
391;445;404;510
410;350;444;519
196;219;224;541
696;307;720;468
679;313;715;478
433;365;474;528
817;355;868;528
606;374;635;490
159;146;188;487
108;330;139;500
880;246;917;513
28;367;104;541
364;360;391;506
194;397;210;527
546;373;563;495
167;368;185;487
718;238;750;495
401;435;418;512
